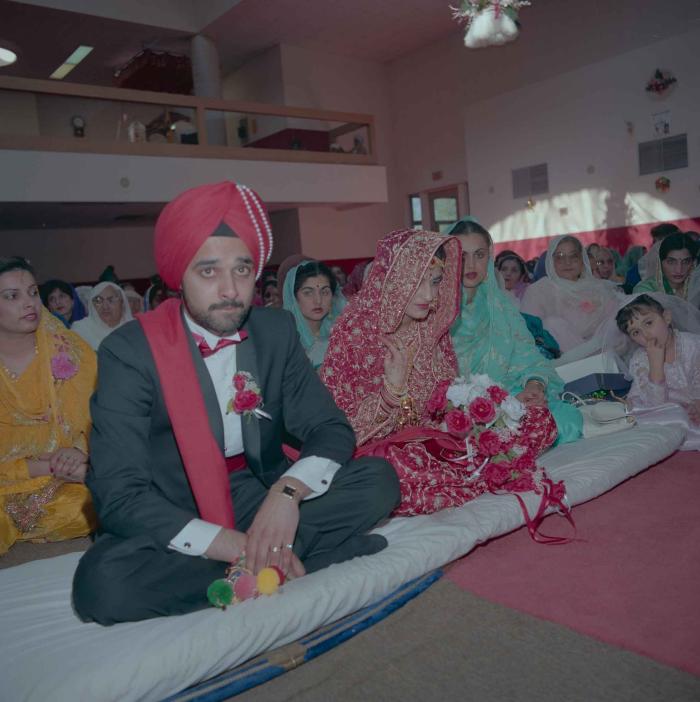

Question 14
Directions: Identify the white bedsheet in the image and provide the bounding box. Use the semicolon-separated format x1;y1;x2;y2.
0;424;684;702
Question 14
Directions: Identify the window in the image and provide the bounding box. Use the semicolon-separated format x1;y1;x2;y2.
512;163;549;199
409;194;422;229
638;134;688;175
429;188;458;233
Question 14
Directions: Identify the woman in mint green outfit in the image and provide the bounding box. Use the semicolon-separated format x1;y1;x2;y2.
447;217;582;444
282;259;346;369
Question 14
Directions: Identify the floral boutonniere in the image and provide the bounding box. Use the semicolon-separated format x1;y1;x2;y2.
227;371;271;420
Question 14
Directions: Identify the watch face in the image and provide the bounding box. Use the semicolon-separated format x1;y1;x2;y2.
281;484;297;498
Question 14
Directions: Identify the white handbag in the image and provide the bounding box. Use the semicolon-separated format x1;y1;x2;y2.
561;392;636;439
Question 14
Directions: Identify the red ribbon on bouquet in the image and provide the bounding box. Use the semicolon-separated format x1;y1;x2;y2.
359;426;576;545
506;478;576;545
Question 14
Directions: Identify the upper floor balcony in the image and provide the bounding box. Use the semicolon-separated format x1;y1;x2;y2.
0;75;387;208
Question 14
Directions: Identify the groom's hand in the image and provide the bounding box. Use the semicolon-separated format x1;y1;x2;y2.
246;477;309;576
205;528;247;563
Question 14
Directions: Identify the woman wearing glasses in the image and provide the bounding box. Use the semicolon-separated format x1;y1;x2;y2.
633;232;700;308
72;282;133;350
520;235;621;353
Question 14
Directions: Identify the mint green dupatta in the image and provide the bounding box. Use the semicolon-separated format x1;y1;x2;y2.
451;260;581;443
282;261;346;369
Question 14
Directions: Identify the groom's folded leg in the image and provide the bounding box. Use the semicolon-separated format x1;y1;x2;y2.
72;533;224;625
295;456;399;572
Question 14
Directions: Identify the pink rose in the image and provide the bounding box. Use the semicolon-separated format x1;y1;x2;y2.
233;373;247;391
468;396;496;425
234;389;260;414
484;462;511;488
478;429;503;457
512;451;535;473
50;353;77;381
445;409;472;437
426;380;450;416
487;385;509;404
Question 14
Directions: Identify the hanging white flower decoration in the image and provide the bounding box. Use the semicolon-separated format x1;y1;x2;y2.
450;0;531;49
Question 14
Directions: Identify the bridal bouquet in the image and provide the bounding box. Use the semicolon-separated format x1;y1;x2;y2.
429;374;525;448
425;373;571;542
426;373;540;489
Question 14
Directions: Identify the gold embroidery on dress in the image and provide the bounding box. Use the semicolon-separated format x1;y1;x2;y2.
5;478;62;534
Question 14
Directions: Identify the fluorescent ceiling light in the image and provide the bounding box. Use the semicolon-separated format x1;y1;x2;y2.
50;45;93;80
65;45;93;64
50;63;76;80
0;47;17;67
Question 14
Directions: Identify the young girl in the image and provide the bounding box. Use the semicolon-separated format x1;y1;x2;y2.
614;293;700;450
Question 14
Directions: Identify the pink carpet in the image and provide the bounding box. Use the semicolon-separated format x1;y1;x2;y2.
446;451;700;676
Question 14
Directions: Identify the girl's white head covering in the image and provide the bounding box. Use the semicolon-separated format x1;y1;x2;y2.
71;281;133;350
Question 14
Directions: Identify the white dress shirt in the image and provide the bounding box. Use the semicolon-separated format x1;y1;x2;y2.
169;312;340;556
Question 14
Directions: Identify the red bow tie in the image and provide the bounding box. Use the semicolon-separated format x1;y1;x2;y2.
192;331;248;358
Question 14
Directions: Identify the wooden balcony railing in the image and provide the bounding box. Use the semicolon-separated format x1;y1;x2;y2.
0;75;376;165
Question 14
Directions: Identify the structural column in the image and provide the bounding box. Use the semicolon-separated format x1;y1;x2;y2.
190;34;226;146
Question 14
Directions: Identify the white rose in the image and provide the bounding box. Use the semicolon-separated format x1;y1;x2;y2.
446;380;470;408
469;373;492;390
501;395;526;430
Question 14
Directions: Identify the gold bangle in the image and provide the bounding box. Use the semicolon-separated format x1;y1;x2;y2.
383;377;407;398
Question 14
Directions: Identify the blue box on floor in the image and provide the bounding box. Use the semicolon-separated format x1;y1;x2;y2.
563;373;631;400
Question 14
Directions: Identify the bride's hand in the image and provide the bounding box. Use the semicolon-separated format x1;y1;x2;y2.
517;380;547;407
380;335;409;392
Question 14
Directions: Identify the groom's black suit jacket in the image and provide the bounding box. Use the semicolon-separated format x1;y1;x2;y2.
86;307;355;548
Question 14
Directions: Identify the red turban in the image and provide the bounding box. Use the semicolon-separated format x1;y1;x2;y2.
154;181;273;289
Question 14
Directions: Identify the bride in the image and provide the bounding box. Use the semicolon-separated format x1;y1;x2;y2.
320;230;561;517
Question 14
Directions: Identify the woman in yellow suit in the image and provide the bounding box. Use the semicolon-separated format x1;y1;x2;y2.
0;257;97;554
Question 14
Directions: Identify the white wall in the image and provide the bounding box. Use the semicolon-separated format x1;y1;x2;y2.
387;32;468;198
1;225;155;282
465;28;700;246
0;150;387;205
278;44;402;259
222;45;288;144
0;90;40;135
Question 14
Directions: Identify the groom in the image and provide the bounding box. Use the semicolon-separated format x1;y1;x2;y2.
73;181;399;625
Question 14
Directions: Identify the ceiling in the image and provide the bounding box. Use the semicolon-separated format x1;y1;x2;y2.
202;0;459;68
0;202;164;229
0;0;192;85
0;201;293;230
0;0;462;87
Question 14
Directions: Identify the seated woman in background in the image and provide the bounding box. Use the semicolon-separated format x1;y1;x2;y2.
0;257;97;554
634;232;699;308
72;281;133;350
495;251;530;306
283;260;346;369
321;230;561;517
124;288;144;316
606;293;700;451
591;247;625;284
261;277;281;307
494;249;560;359
449;219;580;444
40;279;87;328
521;234;620;353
